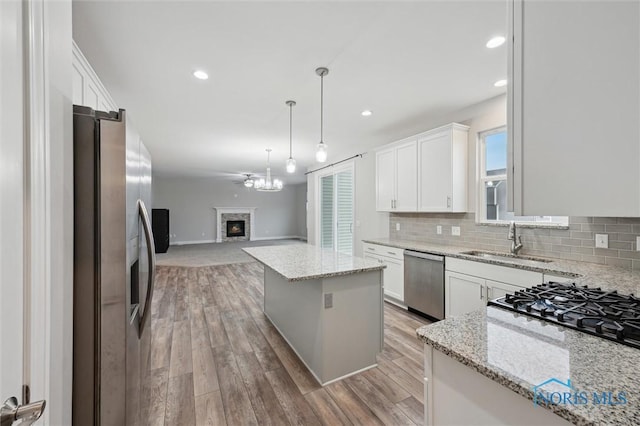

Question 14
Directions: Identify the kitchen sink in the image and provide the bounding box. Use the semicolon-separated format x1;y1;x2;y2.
460;250;554;263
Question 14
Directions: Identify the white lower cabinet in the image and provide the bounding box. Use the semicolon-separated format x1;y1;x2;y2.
445;271;485;317
363;243;404;303
445;257;543;318
423;345;572;425
485;279;522;301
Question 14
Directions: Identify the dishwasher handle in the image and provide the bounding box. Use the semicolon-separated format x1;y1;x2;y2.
404;250;444;262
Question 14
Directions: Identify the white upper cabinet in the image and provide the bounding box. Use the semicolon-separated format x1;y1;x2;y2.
508;0;640;216
375;140;418;212
418;123;469;212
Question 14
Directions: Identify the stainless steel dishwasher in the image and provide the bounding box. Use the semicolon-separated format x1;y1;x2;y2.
404;250;445;320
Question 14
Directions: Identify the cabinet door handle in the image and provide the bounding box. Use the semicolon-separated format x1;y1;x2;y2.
487;286;492;300
391;199;393;209
447;196;451;208
480;285;484;300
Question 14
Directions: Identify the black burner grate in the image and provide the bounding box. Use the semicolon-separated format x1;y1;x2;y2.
489;282;640;349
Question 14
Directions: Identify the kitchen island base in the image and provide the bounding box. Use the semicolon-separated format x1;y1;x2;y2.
424;345;572;426
263;266;383;385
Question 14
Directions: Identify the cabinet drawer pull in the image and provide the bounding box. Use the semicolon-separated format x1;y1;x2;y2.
387;251;396;256
367;247;375;251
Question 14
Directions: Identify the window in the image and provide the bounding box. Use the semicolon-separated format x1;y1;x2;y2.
478;127;568;226
317;162;354;255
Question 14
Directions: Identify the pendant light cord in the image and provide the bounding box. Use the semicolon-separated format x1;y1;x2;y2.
289;103;293;158
320;74;324;143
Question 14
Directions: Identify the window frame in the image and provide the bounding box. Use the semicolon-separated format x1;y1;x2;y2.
476;126;568;228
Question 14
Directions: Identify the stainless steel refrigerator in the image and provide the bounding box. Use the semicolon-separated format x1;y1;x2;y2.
73;106;155;425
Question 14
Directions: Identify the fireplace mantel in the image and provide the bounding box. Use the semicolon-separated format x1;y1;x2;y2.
213;207;256;243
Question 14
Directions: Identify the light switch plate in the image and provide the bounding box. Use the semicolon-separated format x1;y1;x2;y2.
396;223;401;231
436;225;442;235
452;226;461;236
595;234;608;249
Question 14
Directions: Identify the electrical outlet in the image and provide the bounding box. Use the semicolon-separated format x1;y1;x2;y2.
396;223;401;231
436;225;442;235
324;293;333;309
452;226;461;236
595;234;609;249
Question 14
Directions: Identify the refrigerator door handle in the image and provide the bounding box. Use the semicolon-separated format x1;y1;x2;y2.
138;199;156;336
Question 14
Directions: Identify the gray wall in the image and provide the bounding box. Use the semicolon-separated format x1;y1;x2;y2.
153;175;306;244
294;183;308;239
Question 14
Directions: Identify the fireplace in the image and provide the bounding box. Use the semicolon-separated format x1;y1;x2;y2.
226;220;246;238
214;207;256;243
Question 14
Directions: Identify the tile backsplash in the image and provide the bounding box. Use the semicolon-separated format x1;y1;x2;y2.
389;213;640;270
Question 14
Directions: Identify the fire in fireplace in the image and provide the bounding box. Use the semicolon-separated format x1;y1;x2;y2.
226;220;246;237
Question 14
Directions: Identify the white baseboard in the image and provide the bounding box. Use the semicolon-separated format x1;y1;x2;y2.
251;235;307;241
171;239;216;246
171;236;307;245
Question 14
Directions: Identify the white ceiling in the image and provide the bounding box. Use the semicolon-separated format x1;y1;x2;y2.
72;1;507;184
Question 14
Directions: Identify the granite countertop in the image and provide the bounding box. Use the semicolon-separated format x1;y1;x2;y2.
243;244;384;282
363;238;640;295
416;307;640;426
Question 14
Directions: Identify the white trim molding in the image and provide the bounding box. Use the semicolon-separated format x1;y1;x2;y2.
213;207;257;243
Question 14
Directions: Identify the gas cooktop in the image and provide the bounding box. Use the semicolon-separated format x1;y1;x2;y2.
489;282;640;349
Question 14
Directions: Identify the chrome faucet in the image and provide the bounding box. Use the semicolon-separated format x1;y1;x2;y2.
507;221;523;255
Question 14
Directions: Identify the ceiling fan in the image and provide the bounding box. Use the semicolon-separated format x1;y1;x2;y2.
231;173;256;188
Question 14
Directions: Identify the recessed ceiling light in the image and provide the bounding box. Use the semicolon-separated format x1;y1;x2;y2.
193;70;209;80
361;110;372;117
494;79;507;87
486;36;506;49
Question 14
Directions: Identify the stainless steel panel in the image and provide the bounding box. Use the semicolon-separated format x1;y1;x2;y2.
125;125;140;244
99;110;129;426
72;106;98;425
404;251;445;320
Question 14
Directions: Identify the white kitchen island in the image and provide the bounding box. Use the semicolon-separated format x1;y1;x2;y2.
243;244;385;385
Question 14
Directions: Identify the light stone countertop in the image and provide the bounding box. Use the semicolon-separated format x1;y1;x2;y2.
416;307;640;426
363;238;640;295
243;244;384;282
363;238;640;425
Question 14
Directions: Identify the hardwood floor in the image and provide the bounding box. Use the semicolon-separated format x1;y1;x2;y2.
148;262;429;425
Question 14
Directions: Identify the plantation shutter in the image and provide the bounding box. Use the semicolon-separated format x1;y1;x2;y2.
320;174;334;249
336;169;354;255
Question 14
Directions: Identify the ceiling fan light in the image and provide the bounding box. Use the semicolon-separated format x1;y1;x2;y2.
316;142;328;163
244;178;254;188
286;157;296;173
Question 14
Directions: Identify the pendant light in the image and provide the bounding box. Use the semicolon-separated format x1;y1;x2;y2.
255;149;283;192
285;100;296;173
315;67;329;163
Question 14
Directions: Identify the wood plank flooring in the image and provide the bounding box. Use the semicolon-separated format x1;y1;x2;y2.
147;262;429;425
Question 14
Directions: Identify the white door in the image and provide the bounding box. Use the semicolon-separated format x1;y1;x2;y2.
419;131;452;211
375;148;395;211
394;141;418;211
382;257;404;302
1;0;27;412
1;1;70;423
445;271;485;317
